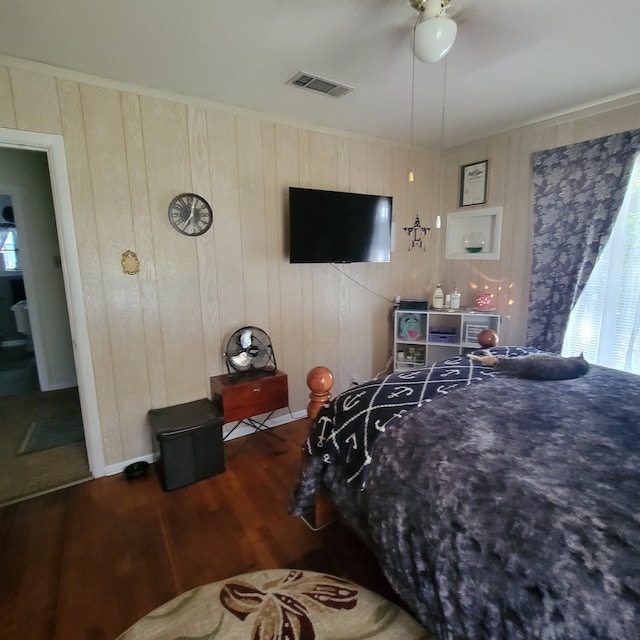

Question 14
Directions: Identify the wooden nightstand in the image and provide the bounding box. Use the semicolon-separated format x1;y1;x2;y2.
210;369;288;440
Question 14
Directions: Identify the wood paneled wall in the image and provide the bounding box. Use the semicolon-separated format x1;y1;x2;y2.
1;57;639;469
437;97;640;346
0;60;439;467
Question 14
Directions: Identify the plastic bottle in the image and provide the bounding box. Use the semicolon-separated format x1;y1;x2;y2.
450;284;461;310
433;283;444;310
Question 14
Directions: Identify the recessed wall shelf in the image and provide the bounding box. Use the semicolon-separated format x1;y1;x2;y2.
445;206;503;260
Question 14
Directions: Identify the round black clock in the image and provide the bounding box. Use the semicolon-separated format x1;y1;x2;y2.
168;193;213;236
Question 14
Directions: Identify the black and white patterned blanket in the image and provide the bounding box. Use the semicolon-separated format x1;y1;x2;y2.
305;346;536;488
292;355;640;639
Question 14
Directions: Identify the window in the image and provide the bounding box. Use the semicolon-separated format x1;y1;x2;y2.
0;228;19;270
562;154;640;374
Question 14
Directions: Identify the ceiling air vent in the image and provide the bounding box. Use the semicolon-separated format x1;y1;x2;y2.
287;72;353;98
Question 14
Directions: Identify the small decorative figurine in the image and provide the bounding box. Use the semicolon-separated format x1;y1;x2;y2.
399;314;422;341
403;215;430;251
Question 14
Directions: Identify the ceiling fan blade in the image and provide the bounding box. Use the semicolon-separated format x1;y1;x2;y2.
325;20;412;84
284;1;413;85
445;0;474;22
449;3;544;73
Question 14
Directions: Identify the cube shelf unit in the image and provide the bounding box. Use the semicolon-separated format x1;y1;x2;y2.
393;308;501;371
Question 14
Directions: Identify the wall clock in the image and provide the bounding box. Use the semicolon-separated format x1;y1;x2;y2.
168;193;213;236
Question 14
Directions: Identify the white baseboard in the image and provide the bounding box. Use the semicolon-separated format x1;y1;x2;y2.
104;453;155;477
1;339;27;347
44;380;78;391
103;410;308;477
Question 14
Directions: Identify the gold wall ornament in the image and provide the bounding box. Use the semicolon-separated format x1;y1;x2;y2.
121;250;140;275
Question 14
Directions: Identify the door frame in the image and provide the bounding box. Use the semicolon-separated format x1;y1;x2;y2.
0;126;105;477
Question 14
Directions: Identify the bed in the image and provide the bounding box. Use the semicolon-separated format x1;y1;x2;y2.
290;347;640;640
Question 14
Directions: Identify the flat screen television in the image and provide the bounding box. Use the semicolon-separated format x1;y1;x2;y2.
288;187;393;263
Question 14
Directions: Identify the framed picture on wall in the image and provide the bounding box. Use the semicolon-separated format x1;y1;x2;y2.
459;160;489;207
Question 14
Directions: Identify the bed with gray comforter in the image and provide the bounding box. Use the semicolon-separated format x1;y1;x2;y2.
290;348;640;639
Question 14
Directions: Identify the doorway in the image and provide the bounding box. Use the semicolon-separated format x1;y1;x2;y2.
0;152;92;505
0;151;77;391
0;127;105;499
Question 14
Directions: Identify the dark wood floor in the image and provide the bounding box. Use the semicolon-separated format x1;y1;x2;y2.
0;419;401;640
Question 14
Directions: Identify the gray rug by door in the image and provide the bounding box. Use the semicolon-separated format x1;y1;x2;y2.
18;413;84;454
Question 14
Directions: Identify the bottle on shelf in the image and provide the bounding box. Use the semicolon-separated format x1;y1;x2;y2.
432;283;444;310
450;284;461;310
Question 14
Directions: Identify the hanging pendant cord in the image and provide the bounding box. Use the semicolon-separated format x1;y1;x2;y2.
436;55;448;230
440;56;448;151
409;11;421;182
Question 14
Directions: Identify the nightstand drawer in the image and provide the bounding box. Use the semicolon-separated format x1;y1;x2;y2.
210;370;288;423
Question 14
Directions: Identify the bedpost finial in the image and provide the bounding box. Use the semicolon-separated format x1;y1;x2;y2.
306;366;334;420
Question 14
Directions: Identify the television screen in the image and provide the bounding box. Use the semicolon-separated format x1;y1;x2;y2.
289;187;392;263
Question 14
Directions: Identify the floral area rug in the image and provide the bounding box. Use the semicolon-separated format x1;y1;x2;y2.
116;569;433;640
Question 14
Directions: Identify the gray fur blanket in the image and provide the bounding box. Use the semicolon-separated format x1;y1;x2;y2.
290;363;640;639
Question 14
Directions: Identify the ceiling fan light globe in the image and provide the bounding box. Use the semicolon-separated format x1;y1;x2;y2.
414;17;457;63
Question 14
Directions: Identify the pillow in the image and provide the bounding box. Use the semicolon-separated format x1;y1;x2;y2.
468;351;589;381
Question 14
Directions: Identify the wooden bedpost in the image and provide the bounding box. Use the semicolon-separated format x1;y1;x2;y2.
302;366;336;531
306;366;334;420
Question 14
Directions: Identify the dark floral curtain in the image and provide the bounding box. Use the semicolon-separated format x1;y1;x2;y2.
527;129;640;352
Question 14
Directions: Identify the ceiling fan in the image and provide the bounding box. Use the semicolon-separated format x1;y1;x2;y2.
409;0;459;63
293;0;470;85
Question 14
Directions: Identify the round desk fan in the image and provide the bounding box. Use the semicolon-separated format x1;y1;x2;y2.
223;326;277;376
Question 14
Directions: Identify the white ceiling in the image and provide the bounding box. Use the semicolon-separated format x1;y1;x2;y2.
1;0;639;148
